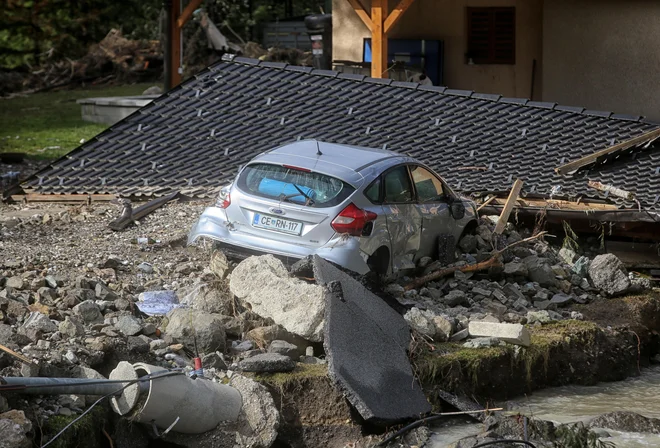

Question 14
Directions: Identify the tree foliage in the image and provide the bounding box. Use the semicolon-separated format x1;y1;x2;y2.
1;0;326;70
1;0;163;69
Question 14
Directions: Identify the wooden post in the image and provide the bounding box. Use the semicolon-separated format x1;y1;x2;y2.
494;179;524;234
371;0;387;78
347;0;416;79
169;0;182;88
166;0;204;90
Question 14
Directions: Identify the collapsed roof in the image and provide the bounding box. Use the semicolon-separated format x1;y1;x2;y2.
16;55;660;213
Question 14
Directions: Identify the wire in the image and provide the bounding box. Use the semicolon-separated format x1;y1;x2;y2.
0;375;181;392
40;370;183;448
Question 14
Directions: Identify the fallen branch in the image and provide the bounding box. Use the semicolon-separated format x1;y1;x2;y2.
404;231;548;291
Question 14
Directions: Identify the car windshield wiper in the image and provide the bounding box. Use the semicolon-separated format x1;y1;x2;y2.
292;184;315;205
279;190;315;206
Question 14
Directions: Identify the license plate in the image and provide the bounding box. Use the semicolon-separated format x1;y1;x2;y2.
252;213;303;235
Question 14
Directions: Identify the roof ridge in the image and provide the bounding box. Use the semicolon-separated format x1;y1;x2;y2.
219;54;654;124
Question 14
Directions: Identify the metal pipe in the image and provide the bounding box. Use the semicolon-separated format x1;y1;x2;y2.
0;377;150;396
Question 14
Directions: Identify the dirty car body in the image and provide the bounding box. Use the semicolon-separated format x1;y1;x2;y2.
188;140;477;275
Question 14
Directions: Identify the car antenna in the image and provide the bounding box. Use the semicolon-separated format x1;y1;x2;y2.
316;140;323;156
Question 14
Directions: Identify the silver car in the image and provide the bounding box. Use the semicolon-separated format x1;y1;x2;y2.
188;140;478;275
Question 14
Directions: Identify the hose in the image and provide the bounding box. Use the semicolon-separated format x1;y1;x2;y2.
473;441;536;448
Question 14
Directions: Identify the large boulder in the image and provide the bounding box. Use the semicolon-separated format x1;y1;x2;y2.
230;255;326;342
588;254;630;296
165;308;226;353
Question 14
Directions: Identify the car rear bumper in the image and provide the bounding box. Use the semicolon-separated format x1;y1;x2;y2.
188;206;371;275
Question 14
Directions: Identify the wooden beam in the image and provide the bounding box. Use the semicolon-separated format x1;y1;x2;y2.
109;191;179;231
346;0;373;31
555;127;660;175
493;179;523;234
384;0;415;33
170;0;182;88
371;0;388;78
17;193;117;203
177;0;204;28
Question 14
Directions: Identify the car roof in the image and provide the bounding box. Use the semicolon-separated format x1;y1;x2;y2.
252;140;406;186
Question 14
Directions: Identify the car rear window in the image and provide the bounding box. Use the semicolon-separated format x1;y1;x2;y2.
237;163;355;208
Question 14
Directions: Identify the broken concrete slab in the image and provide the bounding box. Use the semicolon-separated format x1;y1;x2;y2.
468;321;530;347
313;256;430;425
230;255;326;342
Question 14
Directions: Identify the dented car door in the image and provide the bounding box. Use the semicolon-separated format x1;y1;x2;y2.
410;165;453;261
382;165;422;271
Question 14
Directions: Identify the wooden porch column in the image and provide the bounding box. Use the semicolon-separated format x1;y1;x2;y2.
166;0;204;89
346;0;416;79
371;0;387;78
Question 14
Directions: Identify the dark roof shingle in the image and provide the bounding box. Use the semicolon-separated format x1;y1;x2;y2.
20;55;660;210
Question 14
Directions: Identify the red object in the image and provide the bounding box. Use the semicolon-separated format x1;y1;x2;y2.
219;193;231;209
194;357;202;370
282;165;311;172
331;203;377;236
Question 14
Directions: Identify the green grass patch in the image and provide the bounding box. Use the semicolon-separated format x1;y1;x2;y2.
252;363;328;389
0;83;158;159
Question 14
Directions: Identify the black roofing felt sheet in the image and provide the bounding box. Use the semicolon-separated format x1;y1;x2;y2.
21;55;660;210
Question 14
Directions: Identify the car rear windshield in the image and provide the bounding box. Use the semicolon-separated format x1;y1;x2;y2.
237;163;355;208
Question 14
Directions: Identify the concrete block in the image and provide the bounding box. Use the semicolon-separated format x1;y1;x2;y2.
468;321;530;347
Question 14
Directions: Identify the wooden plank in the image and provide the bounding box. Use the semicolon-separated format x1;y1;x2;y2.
384;0;416;33
371;0;387;78
346;0;372;32
0;343;33;365
177;0;204;28
555;127;660;175
493;179;523;234
488;196;618;211
108;191;179;231
587;180;634;201
476;195;496;212
22;194;116;203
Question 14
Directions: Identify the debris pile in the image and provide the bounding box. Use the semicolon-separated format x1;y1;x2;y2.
0;200;656;447
389;216;650;348
2;29;162;96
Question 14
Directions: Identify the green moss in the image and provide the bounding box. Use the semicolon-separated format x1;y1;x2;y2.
0;83;159;158
414;343;510;388
42;404;108;448
252;364;328;389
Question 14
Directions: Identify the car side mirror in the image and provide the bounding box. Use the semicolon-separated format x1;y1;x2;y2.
450;200;465;220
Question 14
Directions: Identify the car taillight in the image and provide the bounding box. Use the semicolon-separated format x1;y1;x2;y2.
216;191;231;209
331;203;377;236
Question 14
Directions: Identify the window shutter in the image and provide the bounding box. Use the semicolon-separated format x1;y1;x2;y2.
467;7;515;65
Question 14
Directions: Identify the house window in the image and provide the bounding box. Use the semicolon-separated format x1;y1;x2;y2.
467;7;515;64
